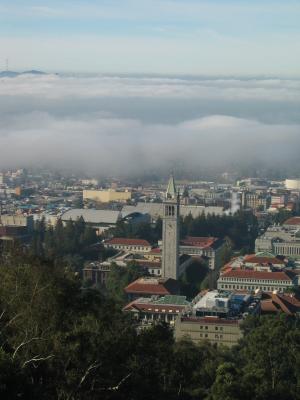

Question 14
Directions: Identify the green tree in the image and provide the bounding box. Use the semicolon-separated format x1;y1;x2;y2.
105;261;145;304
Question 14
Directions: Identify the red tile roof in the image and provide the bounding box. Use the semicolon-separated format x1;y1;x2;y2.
261;293;300;315
284;216;300;225
105;237;151;247
244;254;285;265
180;236;216;248
135;260;161;269
124;277;179;295
221;269;293;281
149;247;162;254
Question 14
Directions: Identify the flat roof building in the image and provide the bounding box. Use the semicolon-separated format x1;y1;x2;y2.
175;316;242;347
83;189;131;203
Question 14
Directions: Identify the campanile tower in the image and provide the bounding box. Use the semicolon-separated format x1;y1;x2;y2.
162;175;180;280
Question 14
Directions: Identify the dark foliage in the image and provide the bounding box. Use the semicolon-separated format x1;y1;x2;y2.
0;250;299;399
30;217;102;271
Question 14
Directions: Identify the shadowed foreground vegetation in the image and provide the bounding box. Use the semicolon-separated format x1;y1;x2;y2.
0;250;299;400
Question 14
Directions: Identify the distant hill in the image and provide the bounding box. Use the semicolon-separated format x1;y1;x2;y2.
0;70;47;78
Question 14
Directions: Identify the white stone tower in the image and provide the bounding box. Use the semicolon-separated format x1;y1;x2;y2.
162;175;180;280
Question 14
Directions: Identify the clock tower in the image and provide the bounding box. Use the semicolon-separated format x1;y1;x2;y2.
162;175;180;280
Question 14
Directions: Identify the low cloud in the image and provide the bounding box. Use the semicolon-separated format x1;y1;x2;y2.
0;74;299;178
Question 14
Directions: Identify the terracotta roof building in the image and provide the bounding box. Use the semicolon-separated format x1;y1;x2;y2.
169;236;228;270
283;216;300;230
123;295;189;326
261;293;300;316
104;237;152;253
217;269;296;293
244;253;285;266
124;277;180;300
221;252;287;273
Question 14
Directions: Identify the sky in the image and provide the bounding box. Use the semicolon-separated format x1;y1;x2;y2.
0;0;300;75
0;1;300;178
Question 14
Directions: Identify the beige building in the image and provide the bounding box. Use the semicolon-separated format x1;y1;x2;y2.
175;316;242;347
103;238;152;253
241;191;269;210
255;226;300;259
217;269;295;293
285;179;300;190
83;189;131;203
0;214;34;231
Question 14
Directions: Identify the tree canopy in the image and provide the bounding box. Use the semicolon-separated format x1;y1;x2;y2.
0;250;299;399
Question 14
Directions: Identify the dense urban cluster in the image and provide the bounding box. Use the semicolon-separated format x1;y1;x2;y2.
1;168;300;398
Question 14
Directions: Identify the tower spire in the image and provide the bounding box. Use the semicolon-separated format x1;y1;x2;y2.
166;174;176;199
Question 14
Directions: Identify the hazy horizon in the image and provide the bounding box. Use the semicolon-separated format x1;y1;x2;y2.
0;72;300;178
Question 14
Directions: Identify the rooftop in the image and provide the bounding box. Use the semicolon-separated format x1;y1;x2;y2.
284;216;300;226
261;293;300;315
193;290;230;310
61;209;121;224
244;253;285;265
221;269;294;281
123;295;189;313
105;237;151;247
124;277;180;295
180;236;217;248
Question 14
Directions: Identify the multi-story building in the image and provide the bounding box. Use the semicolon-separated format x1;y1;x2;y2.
191;290;259;318
255;225;300;260
283;216;300;230
83;189;131;203
241;191;270;211
103;238;152;254
0;214;34;231
217;269;296;293
175;316;243;347
285;179;300;191
123;295;189;327
124;277;180;301
261;292;300;316
0;214;34;242
179;236;227;270
82;262;110;286
174;288;261;347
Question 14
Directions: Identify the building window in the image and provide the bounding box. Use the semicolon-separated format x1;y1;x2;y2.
215;327;218;330
205;326;208;330
205;334;208;338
